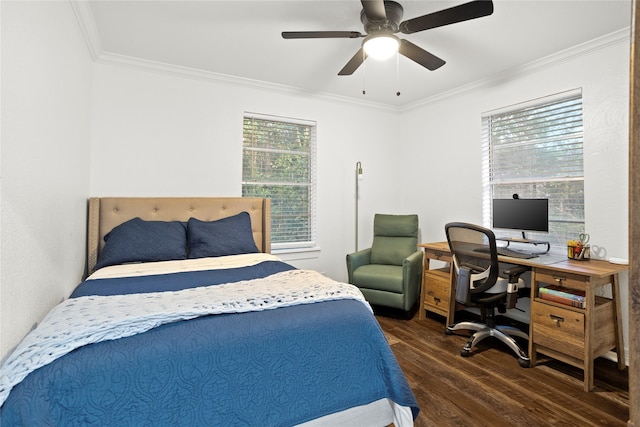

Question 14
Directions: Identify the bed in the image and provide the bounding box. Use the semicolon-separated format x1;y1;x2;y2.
0;197;419;426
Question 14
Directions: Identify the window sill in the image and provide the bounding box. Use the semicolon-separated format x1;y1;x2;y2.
272;246;321;261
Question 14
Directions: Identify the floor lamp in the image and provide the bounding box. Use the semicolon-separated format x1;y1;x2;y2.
355;161;363;251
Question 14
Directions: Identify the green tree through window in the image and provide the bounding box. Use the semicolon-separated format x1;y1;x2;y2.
242;114;316;249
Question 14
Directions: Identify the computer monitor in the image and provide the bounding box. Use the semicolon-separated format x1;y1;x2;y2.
492;198;549;233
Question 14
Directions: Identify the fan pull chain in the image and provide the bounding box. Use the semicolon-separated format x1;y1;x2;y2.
362;50;367;95
396;51;401;97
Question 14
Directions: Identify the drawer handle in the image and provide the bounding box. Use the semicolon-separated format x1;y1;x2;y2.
434;251;443;259
434;297;441;304
553;276;566;284
549;314;565;325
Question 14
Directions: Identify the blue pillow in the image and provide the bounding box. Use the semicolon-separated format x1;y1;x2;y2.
187;212;259;259
95;218;188;270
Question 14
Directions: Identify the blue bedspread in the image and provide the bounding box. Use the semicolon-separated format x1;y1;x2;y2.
1;261;419;426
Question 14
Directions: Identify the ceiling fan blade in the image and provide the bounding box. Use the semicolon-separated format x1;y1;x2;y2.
338;48;367;76
361;0;387;21
399;39;445;71
282;31;362;39
399;0;494;34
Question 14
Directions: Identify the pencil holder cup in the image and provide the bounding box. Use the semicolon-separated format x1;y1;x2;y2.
568;244;590;260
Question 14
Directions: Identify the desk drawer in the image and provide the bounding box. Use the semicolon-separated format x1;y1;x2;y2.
532;300;585;360
535;270;587;292
423;268;451;314
423;249;452;263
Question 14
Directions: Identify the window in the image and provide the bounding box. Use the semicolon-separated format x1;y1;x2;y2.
242;113;316;250
481;89;585;248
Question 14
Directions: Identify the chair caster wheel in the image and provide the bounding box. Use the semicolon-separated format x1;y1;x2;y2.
460;348;471;357
518;358;531;368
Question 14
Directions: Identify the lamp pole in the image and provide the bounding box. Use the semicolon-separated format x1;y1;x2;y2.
355;161;363;251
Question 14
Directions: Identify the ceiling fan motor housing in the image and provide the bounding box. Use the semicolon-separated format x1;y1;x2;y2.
360;0;404;34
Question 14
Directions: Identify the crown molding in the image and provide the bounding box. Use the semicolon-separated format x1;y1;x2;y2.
69;0;102;61
400;27;631;111
95;51;400;112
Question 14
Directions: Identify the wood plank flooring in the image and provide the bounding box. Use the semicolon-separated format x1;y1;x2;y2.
376;312;629;427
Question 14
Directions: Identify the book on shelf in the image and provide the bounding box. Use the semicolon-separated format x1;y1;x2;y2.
539;292;586;308
540;285;585;300
539;285;586;308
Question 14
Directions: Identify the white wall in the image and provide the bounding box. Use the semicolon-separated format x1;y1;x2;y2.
399;31;631;357
90;63;404;280
0;1;92;358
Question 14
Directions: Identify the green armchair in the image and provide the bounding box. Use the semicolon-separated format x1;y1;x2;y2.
346;214;423;313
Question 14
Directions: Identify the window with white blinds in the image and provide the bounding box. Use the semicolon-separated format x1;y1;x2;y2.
242;113;316;250
481;89;585;248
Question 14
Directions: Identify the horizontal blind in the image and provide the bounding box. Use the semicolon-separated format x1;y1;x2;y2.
481;91;585;248
242;114;316;249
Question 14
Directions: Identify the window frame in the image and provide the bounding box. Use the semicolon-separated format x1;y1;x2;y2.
481;89;585;250
242;112;317;251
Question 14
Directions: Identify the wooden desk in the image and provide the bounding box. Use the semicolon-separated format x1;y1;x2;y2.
418;241;627;391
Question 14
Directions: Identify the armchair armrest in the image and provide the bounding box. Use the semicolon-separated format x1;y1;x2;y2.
402;250;424;310
403;250;423;282
346;248;372;283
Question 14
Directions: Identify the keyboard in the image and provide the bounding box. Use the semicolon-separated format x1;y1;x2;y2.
496;247;538;259
472;246;538;259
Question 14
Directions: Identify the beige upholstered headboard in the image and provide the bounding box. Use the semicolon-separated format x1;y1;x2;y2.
87;197;271;275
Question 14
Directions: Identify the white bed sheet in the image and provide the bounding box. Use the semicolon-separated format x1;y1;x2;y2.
87;253;281;280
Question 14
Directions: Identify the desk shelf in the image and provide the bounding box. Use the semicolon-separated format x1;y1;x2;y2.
532;295;611;312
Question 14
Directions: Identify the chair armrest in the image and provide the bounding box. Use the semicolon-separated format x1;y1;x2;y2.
403;250;424;285
502;265;531;283
502;265;531;309
402;250;424;311
346;248;372;283
403;250;423;269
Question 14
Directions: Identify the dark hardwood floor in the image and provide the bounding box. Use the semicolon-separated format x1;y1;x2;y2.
376;311;629;427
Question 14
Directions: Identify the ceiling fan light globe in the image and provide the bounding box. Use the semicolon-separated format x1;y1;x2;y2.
363;35;399;60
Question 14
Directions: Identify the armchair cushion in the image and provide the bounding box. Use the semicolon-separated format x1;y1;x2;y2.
352;264;405;293
370;214;419;265
371;236;418;266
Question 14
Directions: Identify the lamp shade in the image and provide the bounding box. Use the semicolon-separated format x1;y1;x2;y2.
363;34;399;60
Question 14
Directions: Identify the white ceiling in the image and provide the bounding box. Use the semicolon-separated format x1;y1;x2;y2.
84;0;633;107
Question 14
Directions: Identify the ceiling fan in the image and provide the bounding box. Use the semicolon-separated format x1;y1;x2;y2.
282;0;494;76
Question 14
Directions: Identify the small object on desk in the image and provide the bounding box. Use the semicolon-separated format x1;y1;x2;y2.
567;238;590;261
608;257;629;265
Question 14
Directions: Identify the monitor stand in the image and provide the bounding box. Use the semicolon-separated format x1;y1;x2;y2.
496;234;551;254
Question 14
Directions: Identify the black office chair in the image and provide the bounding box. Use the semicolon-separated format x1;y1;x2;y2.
444;222;531;367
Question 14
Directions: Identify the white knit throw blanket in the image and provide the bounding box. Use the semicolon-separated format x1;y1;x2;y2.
0;269;370;407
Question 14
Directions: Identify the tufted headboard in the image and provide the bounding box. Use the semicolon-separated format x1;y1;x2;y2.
87;197;271;275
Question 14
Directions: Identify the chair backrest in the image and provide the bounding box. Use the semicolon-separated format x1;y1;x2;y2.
370;214;419;266
445;222;500;302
